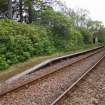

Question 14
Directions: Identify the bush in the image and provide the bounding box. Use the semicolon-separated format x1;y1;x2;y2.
0;18;93;70
0;19;56;70
0;55;9;70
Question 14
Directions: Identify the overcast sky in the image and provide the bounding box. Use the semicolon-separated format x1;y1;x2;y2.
62;0;105;25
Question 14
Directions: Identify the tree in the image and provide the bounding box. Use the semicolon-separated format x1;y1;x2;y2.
67;8;89;28
0;0;8;17
24;0;34;23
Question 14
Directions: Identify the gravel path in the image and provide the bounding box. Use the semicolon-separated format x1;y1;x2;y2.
55;53;105;105
0;50;105;105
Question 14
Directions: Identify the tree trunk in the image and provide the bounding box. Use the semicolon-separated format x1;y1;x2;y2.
28;6;33;23
8;0;12;19
19;0;23;22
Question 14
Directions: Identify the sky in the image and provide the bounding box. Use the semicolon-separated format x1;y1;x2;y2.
61;0;105;25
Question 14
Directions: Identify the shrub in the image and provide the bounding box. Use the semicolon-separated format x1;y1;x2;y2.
0;55;9;70
0;19;93;70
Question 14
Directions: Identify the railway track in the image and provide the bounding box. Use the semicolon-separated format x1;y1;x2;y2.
51;52;105;105
0;47;105;105
52;52;105;105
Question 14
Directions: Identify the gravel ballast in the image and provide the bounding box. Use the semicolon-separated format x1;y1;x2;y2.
55;54;105;105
